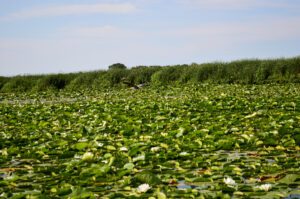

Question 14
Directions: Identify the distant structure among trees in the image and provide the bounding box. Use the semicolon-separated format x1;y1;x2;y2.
121;77;146;89
108;63;127;70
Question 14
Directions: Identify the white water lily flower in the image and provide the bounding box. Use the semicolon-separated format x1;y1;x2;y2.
179;152;189;156
133;154;145;162
256;184;272;191
82;152;94;161
120;147;128;151
102;160;108;164
150;147;160;152
224;177;237;187
137;183;151;193
78;138;88;142
60;132;67;137
74;154;82;159
95;141;103;147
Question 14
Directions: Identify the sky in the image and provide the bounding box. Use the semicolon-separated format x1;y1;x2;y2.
0;0;300;76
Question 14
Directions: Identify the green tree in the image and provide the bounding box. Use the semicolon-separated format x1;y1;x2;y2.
108;63;127;70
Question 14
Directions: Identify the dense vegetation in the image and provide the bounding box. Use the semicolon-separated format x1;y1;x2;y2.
1;84;300;198
1;57;300;198
1;57;300;92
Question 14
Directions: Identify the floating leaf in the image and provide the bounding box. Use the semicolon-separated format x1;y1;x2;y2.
74;142;89;151
278;174;299;184
123;163;135;170
106;145;116;151
134;171;161;185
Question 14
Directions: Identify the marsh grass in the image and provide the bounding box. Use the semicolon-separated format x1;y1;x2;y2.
1;57;299;92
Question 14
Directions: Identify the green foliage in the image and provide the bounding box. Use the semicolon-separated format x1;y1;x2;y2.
93;71;110;89
0;76;9;90
106;68;129;87
1;75;39;92
66;71;105;91
1;84;300;198
34;74;76;91
108;63;127;70
133;171;161;185
151;65;185;85
0;84;300;198
1;57;300;92
128;66;161;84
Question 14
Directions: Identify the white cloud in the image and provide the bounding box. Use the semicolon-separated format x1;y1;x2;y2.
71;26;121;38
0;3;136;21
159;17;300;42
180;0;296;10
63;25;139;39
1;15;300;76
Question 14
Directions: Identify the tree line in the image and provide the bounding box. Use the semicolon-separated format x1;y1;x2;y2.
0;57;299;92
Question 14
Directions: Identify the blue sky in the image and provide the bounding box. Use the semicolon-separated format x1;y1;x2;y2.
0;0;300;76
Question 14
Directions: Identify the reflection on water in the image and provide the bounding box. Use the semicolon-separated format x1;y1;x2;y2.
284;194;300;199
177;180;192;190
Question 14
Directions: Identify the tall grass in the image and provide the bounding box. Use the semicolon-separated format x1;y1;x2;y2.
0;76;9;90
1;57;299;92
1;75;41;92
34;73;77;91
66;71;104;91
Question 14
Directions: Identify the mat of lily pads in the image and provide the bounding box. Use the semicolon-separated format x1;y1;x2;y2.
1;84;300;198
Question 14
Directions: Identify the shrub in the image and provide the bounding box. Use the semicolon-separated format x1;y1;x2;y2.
128;66;161;84
106;68;129;87
34;74;76;91
0;76;9;90
1;57;299;93
151;65;184;85
1;76;38;92
93;71;110;89
67;71;101;91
